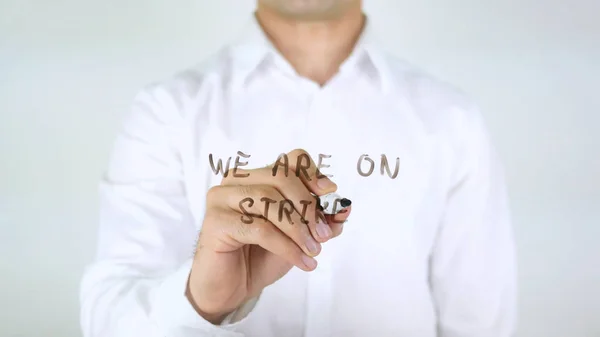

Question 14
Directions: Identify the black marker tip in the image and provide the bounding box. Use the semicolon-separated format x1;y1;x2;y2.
340;198;352;207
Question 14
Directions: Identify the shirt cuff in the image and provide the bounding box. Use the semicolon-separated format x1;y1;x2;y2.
221;296;260;324
150;259;260;336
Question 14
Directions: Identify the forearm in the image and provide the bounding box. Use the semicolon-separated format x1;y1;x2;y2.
80;260;251;337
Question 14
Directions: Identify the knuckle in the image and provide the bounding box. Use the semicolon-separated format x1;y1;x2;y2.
285;220;305;237
206;207;226;222
206;185;221;201
202;209;224;232
236;184;253;198
243;218;274;241
235;219;254;238
255;184;277;200
288;148;308;157
251;219;271;239
236;224;249;238
254;184;270;195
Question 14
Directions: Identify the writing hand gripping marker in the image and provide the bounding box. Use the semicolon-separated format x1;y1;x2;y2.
317;193;351;215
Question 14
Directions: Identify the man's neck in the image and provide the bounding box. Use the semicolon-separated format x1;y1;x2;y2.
255;6;365;86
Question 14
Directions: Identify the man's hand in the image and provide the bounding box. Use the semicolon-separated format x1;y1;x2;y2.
187;149;351;324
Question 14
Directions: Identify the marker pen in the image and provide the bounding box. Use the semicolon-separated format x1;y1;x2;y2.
318;193;351;215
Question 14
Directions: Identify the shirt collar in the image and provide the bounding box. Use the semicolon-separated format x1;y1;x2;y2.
229;14;391;92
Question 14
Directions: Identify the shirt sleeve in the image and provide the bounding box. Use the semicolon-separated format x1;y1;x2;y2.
430;104;517;337
79;84;260;337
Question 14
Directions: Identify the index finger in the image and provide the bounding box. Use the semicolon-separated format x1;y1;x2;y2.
270;148;338;196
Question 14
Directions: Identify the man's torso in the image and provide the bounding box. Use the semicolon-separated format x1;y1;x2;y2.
149;42;470;336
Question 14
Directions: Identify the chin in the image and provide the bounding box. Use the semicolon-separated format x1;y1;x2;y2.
267;0;349;19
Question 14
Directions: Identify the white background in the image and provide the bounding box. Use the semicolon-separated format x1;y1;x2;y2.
1;0;599;336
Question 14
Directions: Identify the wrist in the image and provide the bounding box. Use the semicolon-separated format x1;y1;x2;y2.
185;280;231;325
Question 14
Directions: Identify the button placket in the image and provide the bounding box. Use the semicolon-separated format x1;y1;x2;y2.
303;88;335;337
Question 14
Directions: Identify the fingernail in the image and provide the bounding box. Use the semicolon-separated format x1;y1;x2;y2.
316;218;332;239
306;237;320;255
317;178;337;191
302;255;318;269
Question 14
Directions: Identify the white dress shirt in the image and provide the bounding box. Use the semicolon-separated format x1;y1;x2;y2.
80;15;517;337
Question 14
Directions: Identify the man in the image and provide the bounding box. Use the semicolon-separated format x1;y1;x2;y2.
80;1;517;336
